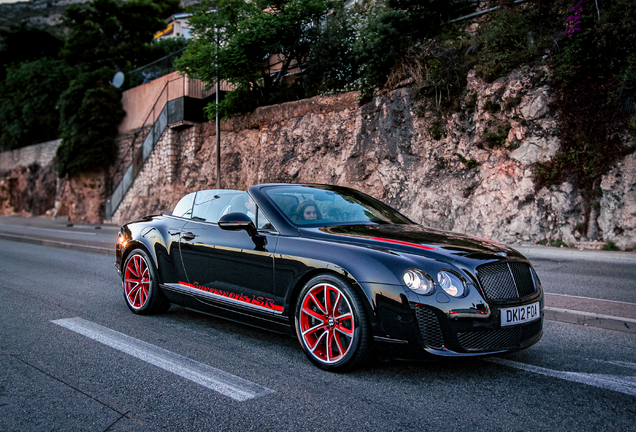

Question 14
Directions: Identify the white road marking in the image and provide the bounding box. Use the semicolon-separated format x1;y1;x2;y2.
591;359;636;371
544;306;636;324
486;357;636;397
51;317;274;402
545;293;636;306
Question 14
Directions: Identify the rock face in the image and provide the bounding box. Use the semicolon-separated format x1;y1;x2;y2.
0;163;57;216
109;67;636;249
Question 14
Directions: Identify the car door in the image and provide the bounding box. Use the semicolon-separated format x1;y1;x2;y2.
178;190;282;313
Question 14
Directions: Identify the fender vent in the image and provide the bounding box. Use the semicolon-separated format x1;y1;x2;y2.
415;306;444;350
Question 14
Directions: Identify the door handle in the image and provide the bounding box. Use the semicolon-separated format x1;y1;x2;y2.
181;232;196;241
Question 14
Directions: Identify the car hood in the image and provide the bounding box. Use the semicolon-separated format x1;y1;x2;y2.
299;223;526;266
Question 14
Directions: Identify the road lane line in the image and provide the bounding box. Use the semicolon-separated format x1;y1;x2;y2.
546;293;636;306
51;317;275;402
591;359;636;371
544;306;636;324
486;357;636;397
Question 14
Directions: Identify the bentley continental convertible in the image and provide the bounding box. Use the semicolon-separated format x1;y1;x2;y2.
115;183;543;371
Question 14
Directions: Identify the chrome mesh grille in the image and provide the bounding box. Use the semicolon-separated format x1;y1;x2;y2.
477;262;536;301
457;320;542;351
415;306;444;349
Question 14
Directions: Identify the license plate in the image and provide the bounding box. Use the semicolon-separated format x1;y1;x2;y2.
500;302;541;327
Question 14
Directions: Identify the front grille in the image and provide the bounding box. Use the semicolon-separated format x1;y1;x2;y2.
457;319;542;351
415;306;444;349
477;262;536;301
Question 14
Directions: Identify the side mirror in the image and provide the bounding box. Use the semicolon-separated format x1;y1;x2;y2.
218;212;257;236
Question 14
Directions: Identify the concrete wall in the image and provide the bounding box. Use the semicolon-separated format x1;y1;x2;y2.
0;139;61;173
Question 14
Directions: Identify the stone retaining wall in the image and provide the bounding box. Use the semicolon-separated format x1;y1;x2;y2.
0;139;61;173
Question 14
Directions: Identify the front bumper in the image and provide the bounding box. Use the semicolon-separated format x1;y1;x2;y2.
370;282;544;358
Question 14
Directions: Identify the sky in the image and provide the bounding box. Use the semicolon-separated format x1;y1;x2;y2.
0;0;27;3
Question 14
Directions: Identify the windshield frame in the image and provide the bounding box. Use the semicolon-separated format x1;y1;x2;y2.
262;184;414;228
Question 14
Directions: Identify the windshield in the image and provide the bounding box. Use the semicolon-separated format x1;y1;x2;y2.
264;185;412;227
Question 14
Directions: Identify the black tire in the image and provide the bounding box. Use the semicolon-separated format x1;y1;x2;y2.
295;274;372;371
122;249;170;315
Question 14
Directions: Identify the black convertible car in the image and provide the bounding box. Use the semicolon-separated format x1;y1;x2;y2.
116;183;543;370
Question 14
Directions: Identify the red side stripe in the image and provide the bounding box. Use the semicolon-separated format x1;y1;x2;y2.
370;237;437;251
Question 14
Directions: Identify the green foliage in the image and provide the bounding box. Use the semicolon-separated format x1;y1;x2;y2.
178;0;338;119
56;68;125;177
455;153;477;169
355;0;463;98
302;2;360;96
0;58;69;151
475;6;542;83
602;241;620;251
55;0;181;176
483;122;511;148
427;119;444;140
60;0;181;71
534;0;636;201
0;25;64;80
483;99;500;113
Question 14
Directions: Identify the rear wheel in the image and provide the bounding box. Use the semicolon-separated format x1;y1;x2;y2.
123;249;169;315
295;274;371;371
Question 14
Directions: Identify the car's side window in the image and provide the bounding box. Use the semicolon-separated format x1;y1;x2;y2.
172;192;196;219
192;190;241;223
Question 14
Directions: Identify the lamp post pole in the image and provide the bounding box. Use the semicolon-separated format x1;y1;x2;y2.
215;5;221;189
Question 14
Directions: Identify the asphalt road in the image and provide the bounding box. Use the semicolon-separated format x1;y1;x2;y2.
1;240;635;431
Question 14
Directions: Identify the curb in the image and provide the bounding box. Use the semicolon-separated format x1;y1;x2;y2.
544;307;636;334
0;233;112;256
513;245;636;264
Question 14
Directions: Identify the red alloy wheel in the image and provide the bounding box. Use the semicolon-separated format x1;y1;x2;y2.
124;254;151;309
299;283;355;364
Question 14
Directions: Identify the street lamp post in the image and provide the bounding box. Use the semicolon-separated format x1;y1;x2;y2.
215;5;221;190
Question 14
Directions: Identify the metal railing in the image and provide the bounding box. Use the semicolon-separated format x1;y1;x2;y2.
106;75;229;220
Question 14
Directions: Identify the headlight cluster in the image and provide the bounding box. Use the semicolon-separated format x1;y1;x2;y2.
437;271;465;297
403;269;466;297
402;270;434;295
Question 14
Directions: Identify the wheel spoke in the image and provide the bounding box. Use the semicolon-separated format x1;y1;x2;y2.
301;306;326;323
302;322;325;337
331;291;341;316
324;285;332;316
309;330;327;353
309;292;326;314
335;324;353;336
334;311;352;320
332;331;345;358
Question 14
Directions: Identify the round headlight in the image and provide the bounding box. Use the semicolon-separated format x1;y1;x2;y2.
403;270;434;295
437;271;466;297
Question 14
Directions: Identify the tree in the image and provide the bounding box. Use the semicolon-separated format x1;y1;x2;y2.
55;0;182;177
0;25;64;81
0;58;70;151
177;0;340;118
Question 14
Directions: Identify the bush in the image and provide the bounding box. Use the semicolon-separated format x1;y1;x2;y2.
56;68;125;177
476;6;541;82
483;122;511;148
602;241;620;251
0;58;69;150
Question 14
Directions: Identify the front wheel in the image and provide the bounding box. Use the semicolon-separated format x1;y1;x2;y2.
295;274;371;371
123;249;169;315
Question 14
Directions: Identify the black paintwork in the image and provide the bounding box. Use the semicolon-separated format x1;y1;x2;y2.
116;183;543;358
